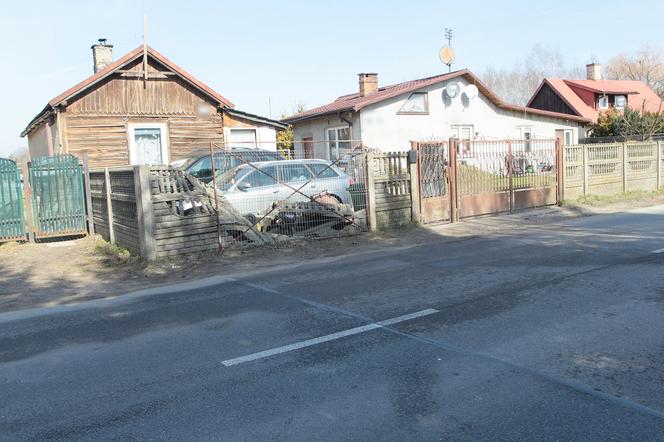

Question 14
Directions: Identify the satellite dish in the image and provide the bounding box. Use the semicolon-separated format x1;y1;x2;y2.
439;46;455;66
465;84;479;100
445;83;459;98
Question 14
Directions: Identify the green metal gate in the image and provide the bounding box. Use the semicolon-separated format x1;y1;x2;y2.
29;155;87;238
0;158;25;241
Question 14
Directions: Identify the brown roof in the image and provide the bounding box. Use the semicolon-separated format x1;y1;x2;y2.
283;69;590;124
22;45;235;137
527;78;663;122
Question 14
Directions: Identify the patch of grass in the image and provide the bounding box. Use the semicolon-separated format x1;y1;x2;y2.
458;164;554;194
94;240;142;266
564;188;664;207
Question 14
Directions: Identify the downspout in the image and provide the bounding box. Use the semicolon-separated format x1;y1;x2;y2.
338;111;355;150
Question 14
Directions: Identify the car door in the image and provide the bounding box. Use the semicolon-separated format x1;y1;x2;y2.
278;163;314;204
229;165;280;215
306;161;341;195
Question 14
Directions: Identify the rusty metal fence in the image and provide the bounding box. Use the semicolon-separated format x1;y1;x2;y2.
413;138;561;222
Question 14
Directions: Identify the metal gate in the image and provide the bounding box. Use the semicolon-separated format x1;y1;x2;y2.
29;155;87;238
0;158;25;241
416;138;561;223
457;139;558;218
415;141;450;224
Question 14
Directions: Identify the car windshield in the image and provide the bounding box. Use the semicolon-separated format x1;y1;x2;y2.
217;166;253;191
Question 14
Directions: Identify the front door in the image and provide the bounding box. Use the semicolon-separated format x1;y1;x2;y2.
128;123;169;165
303;137;314;159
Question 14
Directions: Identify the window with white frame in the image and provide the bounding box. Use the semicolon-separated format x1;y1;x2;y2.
517;127;533;152
597;95;609;110
564;129;574;146
128;123;169;165
451;125;473;154
451;125;473;141
614;95;627;110
398;92;429;114
229;128;257;148
326;126;351;161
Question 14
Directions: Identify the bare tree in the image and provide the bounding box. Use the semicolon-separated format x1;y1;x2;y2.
606;46;664;99
481;44;584;105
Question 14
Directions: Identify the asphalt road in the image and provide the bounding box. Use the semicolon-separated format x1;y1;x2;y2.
2;206;664;441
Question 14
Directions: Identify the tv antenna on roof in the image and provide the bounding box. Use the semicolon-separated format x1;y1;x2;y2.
439;28;455;73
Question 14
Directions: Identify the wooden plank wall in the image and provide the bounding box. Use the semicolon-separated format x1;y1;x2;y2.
65;114;224;169
63;57;224;169
373;153;412;229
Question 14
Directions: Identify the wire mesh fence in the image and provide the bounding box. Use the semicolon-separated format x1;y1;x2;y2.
163;141;370;251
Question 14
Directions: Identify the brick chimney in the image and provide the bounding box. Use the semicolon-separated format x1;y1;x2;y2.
91;38;113;73
358;73;378;97
586;62;601;81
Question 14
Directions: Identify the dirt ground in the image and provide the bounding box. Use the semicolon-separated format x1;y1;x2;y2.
1;195;663;314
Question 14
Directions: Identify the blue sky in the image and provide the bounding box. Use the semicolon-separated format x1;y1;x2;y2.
1;0;663;156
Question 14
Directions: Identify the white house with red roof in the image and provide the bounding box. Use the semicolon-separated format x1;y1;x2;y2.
527;63;663;125
283;69;589;159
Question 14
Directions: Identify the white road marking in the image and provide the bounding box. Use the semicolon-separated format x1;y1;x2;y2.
651;248;664;254
221;308;439;367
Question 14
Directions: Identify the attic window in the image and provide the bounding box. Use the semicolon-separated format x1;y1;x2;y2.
597;95;609;110
398;92;429;114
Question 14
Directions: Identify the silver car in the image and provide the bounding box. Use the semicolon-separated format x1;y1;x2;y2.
217;159;355;215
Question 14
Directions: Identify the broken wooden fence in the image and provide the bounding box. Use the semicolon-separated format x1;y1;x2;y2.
90;164;374;261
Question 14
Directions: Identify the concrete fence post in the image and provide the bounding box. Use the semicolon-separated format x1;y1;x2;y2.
582;144;588;196
134;165;157;261
555;137;564;205
657;140;662;190
366;152;377;232
622;142;628;193
408;142;421;224
104;167;115;244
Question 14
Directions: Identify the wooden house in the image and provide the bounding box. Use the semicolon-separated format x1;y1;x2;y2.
21;40;285;168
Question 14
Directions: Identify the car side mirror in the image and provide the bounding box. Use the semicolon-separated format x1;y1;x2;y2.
237;182;251;191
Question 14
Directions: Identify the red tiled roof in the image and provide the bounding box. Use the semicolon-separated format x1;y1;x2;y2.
527;78;663;123
564;79;640;95
283;69;590;124
22;45;234;136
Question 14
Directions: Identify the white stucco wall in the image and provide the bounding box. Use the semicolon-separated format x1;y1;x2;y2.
27;122;57;158
292;113;361;159
224;124;278;151
292;77;585;156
